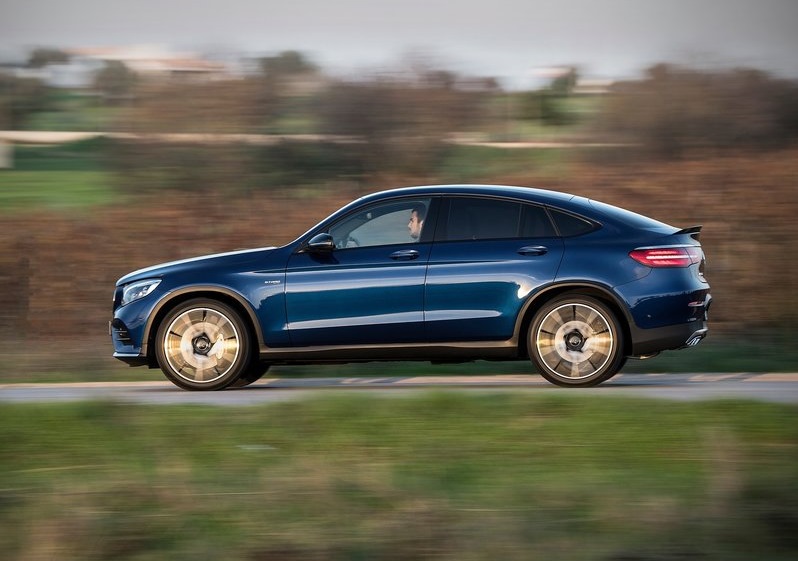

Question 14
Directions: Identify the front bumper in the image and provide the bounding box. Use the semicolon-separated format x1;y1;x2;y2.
113;352;149;367
110;312;149;367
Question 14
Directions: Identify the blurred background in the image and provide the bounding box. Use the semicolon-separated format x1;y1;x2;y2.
1;0;798;379
2;5;798;561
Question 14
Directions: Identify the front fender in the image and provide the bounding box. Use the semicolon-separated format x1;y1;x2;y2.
139;285;265;359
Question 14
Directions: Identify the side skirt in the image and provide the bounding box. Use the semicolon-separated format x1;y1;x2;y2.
259;340;519;364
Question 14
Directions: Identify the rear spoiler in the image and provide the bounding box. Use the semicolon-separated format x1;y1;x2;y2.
674;225;702;241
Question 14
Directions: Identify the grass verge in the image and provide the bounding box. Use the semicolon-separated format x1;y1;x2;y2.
1;394;796;560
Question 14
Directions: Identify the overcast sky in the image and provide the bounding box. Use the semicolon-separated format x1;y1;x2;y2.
2;0;797;87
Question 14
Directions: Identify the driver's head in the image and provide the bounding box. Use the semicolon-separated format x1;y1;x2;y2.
408;205;425;240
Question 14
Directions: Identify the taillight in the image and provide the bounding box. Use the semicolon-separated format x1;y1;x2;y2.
629;246;702;268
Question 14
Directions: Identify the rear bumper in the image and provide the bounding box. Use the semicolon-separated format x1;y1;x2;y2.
629;320;709;355
628;294;711;355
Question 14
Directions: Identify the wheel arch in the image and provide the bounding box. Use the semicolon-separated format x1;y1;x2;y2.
142;286;264;367
515;283;633;359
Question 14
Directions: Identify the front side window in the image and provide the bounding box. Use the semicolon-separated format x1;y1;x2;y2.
329;198;431;249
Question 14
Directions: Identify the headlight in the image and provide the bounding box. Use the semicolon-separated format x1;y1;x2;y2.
121;279;161;306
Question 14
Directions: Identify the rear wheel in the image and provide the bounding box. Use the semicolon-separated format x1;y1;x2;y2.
529;294;625;387
155;299;252;391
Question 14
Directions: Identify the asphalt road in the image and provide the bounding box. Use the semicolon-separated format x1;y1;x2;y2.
2;373;798;405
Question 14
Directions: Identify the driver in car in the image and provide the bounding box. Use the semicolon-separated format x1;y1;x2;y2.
408;205;425;240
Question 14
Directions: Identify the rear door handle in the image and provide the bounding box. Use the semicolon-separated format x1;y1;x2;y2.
518;245;548;256
390;249;420;261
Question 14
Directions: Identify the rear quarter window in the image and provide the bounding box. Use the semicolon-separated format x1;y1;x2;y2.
549;209;596;237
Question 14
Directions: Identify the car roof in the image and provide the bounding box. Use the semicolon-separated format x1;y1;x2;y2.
294;184;676;245
364;184;577;204
361;185;675;232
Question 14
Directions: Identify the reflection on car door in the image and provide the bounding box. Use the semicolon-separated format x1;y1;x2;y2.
424;197;564;342
284;198;433;347
285;245;432;346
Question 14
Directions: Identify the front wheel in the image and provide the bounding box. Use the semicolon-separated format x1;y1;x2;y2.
529;295;625;387
231;363;271;388
155;299;252;391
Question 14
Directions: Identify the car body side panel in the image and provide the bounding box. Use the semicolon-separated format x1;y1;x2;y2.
284;244;431;346
425;237;564;342
555;233;652;288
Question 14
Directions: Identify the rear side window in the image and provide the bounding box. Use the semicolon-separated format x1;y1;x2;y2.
521;204;557;237
549;209;596;237
442;197;556;241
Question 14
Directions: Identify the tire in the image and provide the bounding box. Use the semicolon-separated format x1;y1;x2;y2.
529;294;625;387
230;363;271;388
155;298;252;391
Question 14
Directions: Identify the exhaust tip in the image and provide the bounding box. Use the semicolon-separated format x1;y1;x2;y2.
682;328;708;348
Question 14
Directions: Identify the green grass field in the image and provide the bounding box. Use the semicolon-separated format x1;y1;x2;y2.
1;394;796;560
0;170;116;211
0;139;118;211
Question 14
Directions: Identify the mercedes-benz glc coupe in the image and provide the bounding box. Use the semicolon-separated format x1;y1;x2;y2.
111;185;711;389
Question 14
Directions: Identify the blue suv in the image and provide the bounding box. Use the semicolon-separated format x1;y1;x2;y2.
111;185;711;389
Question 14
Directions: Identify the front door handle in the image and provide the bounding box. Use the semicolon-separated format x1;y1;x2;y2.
390;249;420;261
518;245;548;256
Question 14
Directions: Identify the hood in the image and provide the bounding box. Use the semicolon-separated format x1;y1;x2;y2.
116;247;276;286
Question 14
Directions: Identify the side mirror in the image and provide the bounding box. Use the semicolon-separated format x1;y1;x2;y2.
305;233;335;252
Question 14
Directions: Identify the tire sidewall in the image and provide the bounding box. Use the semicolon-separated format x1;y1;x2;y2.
529;294;624;387
155;298;251;391
230;363;271;388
